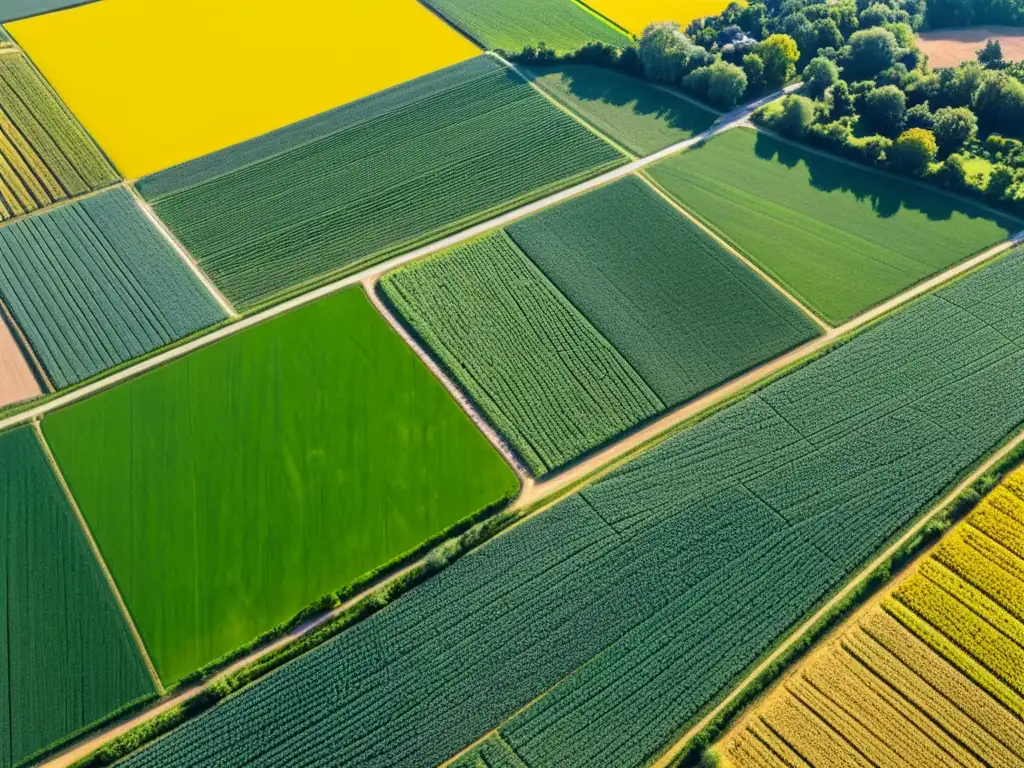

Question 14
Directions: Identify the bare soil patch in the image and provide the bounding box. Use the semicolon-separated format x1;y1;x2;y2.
918;26;1024;68
0;316;40;408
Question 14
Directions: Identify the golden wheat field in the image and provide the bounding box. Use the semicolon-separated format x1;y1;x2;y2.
8;0;479;178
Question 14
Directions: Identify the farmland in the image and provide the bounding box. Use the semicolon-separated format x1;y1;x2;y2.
647;127;1020;324
917;26;1024;68
0;187;227;389
507;177;822;406
524;64;718;156
0;0;96;23
380;229;662;475
723;467;1024;768
0;425;155;766
141;57;625;310
8;0;479;177
42;287;519;684
0;53;116;222
422;0;629;52
119;241;1024;768
586;0;736;35
0;315;40;408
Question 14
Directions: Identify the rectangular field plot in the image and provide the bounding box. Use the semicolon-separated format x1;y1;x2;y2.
0;426;155;767
507;176;822;406
525;64;717;156
723;466;1024;768
42;288;519;684
586;0;735;35
0;187;227;389
380;230;662;476
0;314;40;408
647;127;1021;325
117;251;1024;767
423;0;629;52
139;56;625;310
0;53;117;222
9;0;480;177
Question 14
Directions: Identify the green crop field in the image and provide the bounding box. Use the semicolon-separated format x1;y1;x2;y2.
140;57;625;310
0;53;117;221
422;0;628;52
451;734;527;768
380;229;662;475
0;187;227;389
0;426;155;767
646;127;1021;325
0;0;95;23
117;242;1024;768
507;177;822;406
42;287;519;684
525;64;718;155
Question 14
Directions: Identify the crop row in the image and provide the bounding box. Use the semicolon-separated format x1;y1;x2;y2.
0;426;153;767
725;467;1024;767
147;56;625;310
451;734;528;768
120;245;1024;767
381;229;661;475
0;53;115;221
0;186;226;388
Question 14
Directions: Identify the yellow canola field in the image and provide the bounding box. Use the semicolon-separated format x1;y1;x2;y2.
588;0;735;36
9;0;480;178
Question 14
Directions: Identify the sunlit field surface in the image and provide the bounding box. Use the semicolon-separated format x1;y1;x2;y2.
587;0;736;35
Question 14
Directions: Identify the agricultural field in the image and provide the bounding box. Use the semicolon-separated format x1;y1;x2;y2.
0;187;227;389
918;26;1024;68
0;27;11;44
140;57;625;310
380;229;663;475
118;239;1024;768
0;52;117;222
524;64;718;156
0;0;95;23
586;0;736;36
722;467;1024;768
507;177;822;406
0;315;40;408
0;425;155;767
452;734;527;768
422;0;629;52
8;0;480;177
42;288;519;685
647;127;1021;324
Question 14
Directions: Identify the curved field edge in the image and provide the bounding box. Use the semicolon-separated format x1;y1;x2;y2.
43;242;1024;768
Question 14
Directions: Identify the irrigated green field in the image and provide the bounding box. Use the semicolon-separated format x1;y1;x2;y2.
0;426;155;766
42;288;519;684
0;52;117;222
526;64;717;155
117;248;1024;768
141;57;625;310
381;230;662;475
507;177;822;406
422;0;628;52
0;187;227;388
647;127;1021;324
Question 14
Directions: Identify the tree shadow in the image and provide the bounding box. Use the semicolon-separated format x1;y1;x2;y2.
751;130;1006;223
522;64;716;136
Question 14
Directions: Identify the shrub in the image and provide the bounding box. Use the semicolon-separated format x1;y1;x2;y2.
774;94;817;136
849;133;893;164
989;164;1018;198
804;56;839;98
862;84;907;136
931;106;978;155
892;128;938;174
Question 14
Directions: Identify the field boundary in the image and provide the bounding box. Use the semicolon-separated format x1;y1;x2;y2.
0;296;52;391
0;181;121;234
363;276;533;482
650;423;1024;768
637;172;832;332
31;421;164;695
124;184;238;319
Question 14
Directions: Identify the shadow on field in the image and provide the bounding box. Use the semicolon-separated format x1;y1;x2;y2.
525;64;716;136
752;130;982;223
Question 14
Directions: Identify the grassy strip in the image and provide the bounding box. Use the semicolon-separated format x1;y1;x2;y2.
677;442;1024;768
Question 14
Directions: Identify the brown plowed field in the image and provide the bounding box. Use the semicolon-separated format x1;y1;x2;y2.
918;26;1024;68
0;316;40;408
